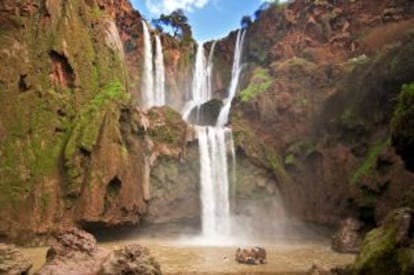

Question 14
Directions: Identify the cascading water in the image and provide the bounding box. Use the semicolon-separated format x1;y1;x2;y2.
154;35;166;106
216;30;246;127
182;31;245;243
197;126;232;239
141;21;166;109
182;43;216;121
141;20;154;109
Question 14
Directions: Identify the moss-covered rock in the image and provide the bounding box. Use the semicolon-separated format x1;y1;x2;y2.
351;208;414;275
391;82;414;172
0;0;151;241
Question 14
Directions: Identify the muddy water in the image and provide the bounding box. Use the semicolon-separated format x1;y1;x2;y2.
22;231;354;274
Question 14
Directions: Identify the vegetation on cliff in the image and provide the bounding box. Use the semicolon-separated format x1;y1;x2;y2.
391;82;414;172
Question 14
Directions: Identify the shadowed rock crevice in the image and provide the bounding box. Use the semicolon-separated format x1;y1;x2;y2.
49;50;75;88
107;176;122;197
18;74;30;92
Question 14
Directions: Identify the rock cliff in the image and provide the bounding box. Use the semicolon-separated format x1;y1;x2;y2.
0;0;189;242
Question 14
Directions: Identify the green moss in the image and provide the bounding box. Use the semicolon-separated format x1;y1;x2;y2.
63;81;128;195
266;152;292;185
147;107;184;147
292;97;309;107
275;57;318;73
239;67;273;102
351;138;391;185
284;154;296;166
40;192;51;210
352;208;414;275
391;82;414;141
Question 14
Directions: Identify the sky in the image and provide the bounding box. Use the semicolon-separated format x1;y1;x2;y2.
130;0;281;42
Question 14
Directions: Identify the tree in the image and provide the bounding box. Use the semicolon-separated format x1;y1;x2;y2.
241;15;253;29
152;9;193;41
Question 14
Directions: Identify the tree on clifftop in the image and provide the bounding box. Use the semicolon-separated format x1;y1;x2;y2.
152;9;193;43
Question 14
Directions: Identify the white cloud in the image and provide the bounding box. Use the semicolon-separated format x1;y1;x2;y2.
145;0;210;15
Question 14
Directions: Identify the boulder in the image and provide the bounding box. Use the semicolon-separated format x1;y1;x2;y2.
35;228;162;275
99;244;161;275
332;217;363;253
0;243;32;275
235;247;267;265
350;208;414;275
35;228;110;275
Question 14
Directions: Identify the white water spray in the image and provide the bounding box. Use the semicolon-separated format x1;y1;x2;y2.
180;31;246;243
141;21;166;109
141;21;154;109
182;43;216;121
154;35;166;106
216;30;246;127
197;126;233;239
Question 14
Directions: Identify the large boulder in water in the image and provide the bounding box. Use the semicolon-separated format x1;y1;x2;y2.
0;243;32;274
99;244;161;275
350;208;414;275
332;217;363;253
235;247;267;265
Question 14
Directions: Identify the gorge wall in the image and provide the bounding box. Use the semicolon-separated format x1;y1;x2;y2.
1;0;414;243
225;0;414;226
0;0;190;242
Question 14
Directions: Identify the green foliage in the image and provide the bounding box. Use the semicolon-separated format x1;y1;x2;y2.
152;9;193;43
287;139;316;158
391;82;414;132
275;57;318;73
266;151;292;185
147;107;184;147
239;67;273;102
351;138;391;185
284;154;296;166
352;208;414;275
345;54;370;72
63;81;128;194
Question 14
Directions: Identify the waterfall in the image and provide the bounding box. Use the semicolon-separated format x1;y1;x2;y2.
216;30;246;127
154;35;166;106
182;42;216;121
179;32;245;242
141;20;154;109
197;30;245;241
198;126;232;239
141;21;166;109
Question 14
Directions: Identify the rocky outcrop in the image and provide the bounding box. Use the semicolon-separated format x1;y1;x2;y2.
0;0;188;242
99;244;161;275
36;228;161;275
350;208;414;275
36;228;110;275
0;243;32;274
391;82;414;172
332;218;363;254
225;0;414;227
235;247;267;265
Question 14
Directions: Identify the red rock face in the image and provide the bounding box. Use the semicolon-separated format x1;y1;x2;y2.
0;0;190;242
228;0;414;226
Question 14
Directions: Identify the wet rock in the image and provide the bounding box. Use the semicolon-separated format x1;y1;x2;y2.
351;208;414;275
36;228;110;275
332;218;363;253
235;247;267;265
99;244;161;275
0;243;32;275
186;98;223;126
